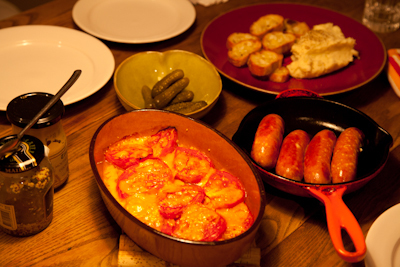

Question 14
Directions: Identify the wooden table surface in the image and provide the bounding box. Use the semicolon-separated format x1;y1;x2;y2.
1;0;400;266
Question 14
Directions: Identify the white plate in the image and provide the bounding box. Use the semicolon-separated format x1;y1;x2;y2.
365;203;400;267
72;0;196;44
0;25;115;110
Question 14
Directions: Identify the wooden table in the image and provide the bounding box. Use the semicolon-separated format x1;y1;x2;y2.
1;0;399;266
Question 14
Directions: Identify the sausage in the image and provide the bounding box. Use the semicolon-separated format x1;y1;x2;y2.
275;129;310;181
251;114;285;169
331;127;364;183
304;129;337;184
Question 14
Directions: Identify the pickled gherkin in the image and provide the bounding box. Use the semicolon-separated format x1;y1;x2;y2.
164;101;207;114
151;69;184;98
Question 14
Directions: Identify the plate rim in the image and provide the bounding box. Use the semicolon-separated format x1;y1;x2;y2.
72;0;196;44
200;3;387;96
365;203;400;267
0;24;115;110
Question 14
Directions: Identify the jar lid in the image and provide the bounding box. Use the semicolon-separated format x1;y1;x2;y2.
6;92;65;129
0;135;45;173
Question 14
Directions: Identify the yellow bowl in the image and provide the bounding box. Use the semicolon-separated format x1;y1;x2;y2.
114;50;222;119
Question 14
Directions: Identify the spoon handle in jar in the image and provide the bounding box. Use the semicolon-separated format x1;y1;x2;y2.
17;69;82;139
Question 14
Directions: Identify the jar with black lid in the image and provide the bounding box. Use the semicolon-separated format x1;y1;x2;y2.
7;92;69;189
0;135;54;236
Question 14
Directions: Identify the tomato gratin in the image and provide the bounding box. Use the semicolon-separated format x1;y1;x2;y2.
103;127;253;241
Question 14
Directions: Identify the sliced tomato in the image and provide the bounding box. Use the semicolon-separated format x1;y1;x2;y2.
160;219;175;236
158;184;205;219
146;127;178;158
203;170;245;209
125;193;175;234
117;158;173;198
173;147;214;183
216;202;254;240
172;203;227;241
105;135;153;169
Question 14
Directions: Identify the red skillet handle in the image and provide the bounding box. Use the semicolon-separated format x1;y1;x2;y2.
275;88;322;99
306;186;366;262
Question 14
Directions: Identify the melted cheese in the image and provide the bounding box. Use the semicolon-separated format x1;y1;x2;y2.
102;131;253;241
287;23;359;79
103;162;123;200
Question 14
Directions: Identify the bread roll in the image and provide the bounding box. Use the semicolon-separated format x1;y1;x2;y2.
249;14;284;37
226;32;259;50
269;66;290;83
284;19;310;38
247;50;283;77
262;31;296;54
228;39;262;67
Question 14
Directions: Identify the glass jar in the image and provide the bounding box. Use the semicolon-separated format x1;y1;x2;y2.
7;92;69;189
0;135;54;236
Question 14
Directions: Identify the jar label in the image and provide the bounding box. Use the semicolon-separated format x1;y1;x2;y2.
11;141;38;171
0;135;44;173
0;203;17;230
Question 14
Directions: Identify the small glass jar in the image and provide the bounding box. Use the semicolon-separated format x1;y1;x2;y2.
0;135;54;236
7;92;69;189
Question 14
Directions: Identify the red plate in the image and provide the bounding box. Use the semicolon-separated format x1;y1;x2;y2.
201;3;386;96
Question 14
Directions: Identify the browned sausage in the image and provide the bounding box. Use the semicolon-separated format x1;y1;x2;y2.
304;129;337;184
331;127;364;183
251;114;284;169
276;129;310;181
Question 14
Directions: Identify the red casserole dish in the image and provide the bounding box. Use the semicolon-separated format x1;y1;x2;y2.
232;97;393;263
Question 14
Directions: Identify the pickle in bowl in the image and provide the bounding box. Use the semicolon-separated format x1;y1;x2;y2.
113;50;222;119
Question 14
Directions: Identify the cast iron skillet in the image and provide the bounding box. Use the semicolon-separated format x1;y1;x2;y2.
232;96;393;263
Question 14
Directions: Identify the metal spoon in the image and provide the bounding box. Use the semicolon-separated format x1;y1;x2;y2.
0;69;82;159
